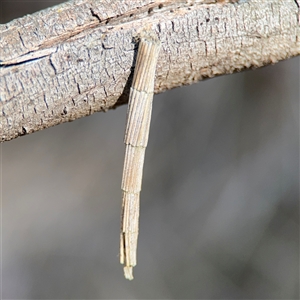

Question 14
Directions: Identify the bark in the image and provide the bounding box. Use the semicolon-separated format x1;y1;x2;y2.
0;0;299;142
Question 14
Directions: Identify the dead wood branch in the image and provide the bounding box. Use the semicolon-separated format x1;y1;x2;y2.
1;0;299;142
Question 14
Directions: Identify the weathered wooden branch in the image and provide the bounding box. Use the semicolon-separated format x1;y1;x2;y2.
0;0;299;142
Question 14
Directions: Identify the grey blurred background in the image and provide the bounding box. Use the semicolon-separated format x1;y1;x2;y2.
1;1;299;299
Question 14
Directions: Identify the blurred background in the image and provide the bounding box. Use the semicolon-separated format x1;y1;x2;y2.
1;1;299;299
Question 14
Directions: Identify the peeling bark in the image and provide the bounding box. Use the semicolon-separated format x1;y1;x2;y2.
0;0;299;142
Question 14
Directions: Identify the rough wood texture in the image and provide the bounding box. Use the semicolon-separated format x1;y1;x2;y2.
1;0;299;142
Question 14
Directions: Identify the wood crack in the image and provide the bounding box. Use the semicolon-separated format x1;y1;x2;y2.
0;47;58;67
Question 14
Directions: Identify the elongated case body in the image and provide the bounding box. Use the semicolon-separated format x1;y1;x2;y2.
120;33;161;280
